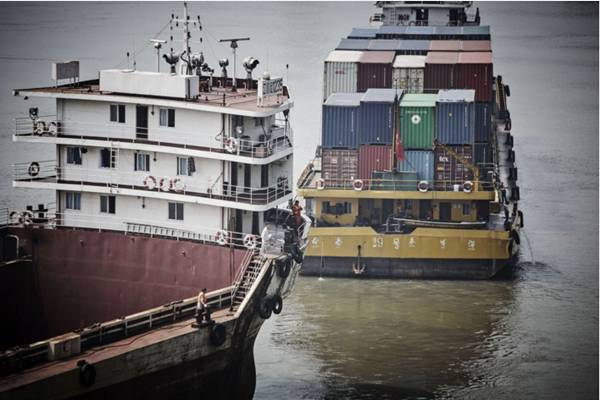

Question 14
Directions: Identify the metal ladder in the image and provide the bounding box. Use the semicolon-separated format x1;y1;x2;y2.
230;250;265;311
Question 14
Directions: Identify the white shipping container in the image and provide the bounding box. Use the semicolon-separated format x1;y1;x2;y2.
392;55;426;93
323;51;362;100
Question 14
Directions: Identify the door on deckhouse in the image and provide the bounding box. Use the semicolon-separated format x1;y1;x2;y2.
136;105;148;139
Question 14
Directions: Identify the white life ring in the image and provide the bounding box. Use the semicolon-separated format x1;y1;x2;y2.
411;114;421;125
225;137;238;153
47;121;58;136
243;234;258;249
463;180;473;193
20;210;33;225
9;211;21;224
143;175;157;190
34;120;46;135
215;230;229;246
171;178;186;193
353;179;364;191
315;178;325;190
417;180;429;193
159;176;171;192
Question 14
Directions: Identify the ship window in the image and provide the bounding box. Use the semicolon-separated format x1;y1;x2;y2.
177;157;195;176
322;201;352;215
66;146;82;165
110;104;126;123
168;202;184;220
100;195;116;214
159;108;175;127
134;153;150;172
65;192;81;210
100;148;116;169
462;203;471;215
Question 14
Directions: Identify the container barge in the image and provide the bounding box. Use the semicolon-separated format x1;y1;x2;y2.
297;1;522;279
0;3;310;399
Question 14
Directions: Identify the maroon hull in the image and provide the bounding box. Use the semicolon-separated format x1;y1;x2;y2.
1;227;247;348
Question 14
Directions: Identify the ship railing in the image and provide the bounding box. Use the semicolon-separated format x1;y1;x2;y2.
0;286;234;376
303;177;494;192
1;202;57;228
13;162;292;205
14;117;292;160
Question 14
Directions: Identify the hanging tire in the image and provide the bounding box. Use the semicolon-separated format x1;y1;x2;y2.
277;258;291;278
518;210;524;228
510;230;520;245
258;296;272;319
290;245;303;264
270;294;283;315
209;323;227;347
78;361;96;387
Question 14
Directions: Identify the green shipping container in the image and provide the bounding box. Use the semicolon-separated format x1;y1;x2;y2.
371;171;418;191
399;93;437;150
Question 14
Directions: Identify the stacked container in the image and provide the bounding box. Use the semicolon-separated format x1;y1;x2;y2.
456;52;493;102
322;149;359;185
474;101;492;142
358;145;392;180
396;150;434;183
428;40;461;52
399;93;437;150
392;55;426;93
433;144;474;190
336;38;370;51
435;89;476;145
322;93;363;149
323;50;363;101
357;51;395;92
424;51;459;90
359;88;398;145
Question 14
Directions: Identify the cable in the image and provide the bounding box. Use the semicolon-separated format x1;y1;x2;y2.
112;19;172;69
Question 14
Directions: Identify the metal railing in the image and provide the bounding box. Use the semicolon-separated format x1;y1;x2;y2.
13;161;292;206
15;116;293;160
302;177;493;192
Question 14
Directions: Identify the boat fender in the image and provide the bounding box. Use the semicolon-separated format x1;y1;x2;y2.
270;294;283;315
9;211;21;224
315;178;325;190
209;323;227;347
417;180;429;193
28;162;40;177
505;85;511;97
277;258;292;278
290;245;303;264
510;230;520;245
513;167;518;181
77;360;96;387
143;175;157;190
504;133;512;146
505;118;512;132
243;234;258;249
34;120;46;135
508;135;514;147
159;176;171;192
258;296;272;319
353;179;364;191
518;210;524;228
20;211;33;226
171;178;186;193
463;181;473;193
225;137;238;153
47;121;58;136
215;230;228;246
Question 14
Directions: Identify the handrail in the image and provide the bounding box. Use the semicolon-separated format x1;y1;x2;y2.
301;176;494;192
229;249;257;303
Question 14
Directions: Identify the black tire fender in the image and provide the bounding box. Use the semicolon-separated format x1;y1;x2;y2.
518;210;524;228
209;323;227;347
78;360;96;387
258;296;272;319
510;230;520;245
270;294;283;315
290;246;303;264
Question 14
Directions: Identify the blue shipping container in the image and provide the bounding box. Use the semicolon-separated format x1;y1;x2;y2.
436;90;476;145
322;93;363;149
359;89;398;145
396;150;434;182
474;102;492;142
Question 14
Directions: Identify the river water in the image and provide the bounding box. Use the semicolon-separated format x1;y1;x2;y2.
0;2;597;399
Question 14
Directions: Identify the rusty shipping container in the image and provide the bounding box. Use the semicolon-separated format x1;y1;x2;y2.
358;145;392;180
322;93;363;149
322;149;359;186
434;144;474;190
359;88;398;145
323;50;362;100
456;52;493;102
357;51;395;92
424;51;459;90
436;89;476;145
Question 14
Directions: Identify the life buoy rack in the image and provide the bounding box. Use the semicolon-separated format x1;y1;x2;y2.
209;323;227;347
171;178;186;193
315;178;325;190
225;137;238;153
258;296;272;319
77;360;96;387
9;211;21;224
353;179;364;191
417;180;429;193
34;120;46;135
215;230;229;246
47;121;58;136
277;258;292;278
159;176;171;192
28;162;40;177
143;175;157;190
270;294;283;315
463;180;473;193
20;211;33;226
243;234;258;249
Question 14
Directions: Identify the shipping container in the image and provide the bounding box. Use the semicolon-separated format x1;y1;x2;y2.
368;39;400;52
396;150;434;183
424;51;459;90
456;52;493;102
357;51;395;91
474;142;492;165
405;26;435;40
397;40;430;55
323;50;362;100
433;144;474;190
460;26;491;40
436;90;476;145
399;93;437;150
393;55;426;92
322;93;363;149
474;102;492;142
322;149;358;186
460;40;492;52
371;170;418;191
433;26;462;40
376;25;408;39
359;88;397;145
336;38;370;51
349;28;377;39
429;40;461;52
358;145;392;180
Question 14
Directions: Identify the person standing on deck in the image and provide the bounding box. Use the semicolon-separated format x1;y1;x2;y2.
292;200;303;230
196;288;211;324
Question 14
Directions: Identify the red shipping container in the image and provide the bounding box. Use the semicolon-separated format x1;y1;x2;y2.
424;52;459;90
460;40;492;52
429;40;461;52
357;51;395;92
456;52;493;102
358;145;392;180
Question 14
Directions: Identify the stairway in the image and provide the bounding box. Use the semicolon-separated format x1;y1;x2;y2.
230;250;267;311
